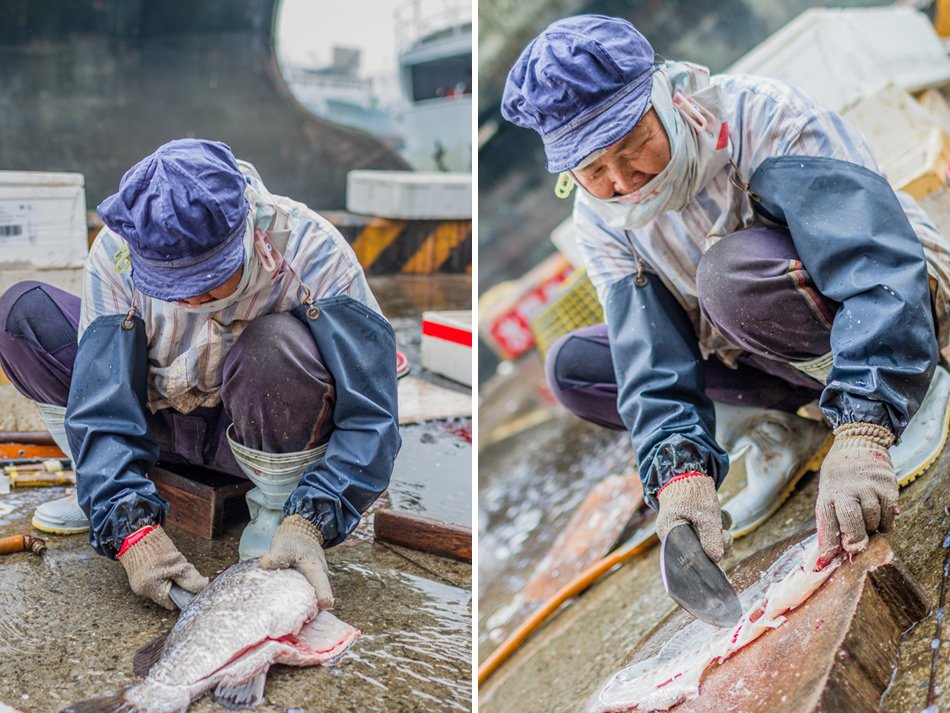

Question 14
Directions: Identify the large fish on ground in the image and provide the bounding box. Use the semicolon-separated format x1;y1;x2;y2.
62;559;360;712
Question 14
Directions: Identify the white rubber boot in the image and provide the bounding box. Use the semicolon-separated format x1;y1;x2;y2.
892;364;950;487
227;425;328;560
31;403;89;535
717;407;832;537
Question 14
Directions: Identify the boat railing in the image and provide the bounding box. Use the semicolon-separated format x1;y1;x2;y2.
394;0;471;54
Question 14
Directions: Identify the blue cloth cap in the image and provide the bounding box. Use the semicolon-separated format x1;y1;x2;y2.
97;138;249;302
501;15;655;173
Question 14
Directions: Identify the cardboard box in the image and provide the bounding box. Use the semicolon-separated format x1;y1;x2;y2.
478;253;574;361
0;171;88;269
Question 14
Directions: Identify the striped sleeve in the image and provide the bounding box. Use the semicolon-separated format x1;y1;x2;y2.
78;229;136;338
717;74;881;172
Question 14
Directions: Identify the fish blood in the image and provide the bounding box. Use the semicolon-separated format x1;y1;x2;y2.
590;536;841;713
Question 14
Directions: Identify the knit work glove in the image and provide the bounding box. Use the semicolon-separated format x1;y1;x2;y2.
260;514;333;609
656;473;733;563
816;422;898;564
118;526;209;610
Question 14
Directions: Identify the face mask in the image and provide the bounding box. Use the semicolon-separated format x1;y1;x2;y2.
579;61;731;230
174;216;265;314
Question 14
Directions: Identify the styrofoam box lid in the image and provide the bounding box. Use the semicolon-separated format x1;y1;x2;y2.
0;171;84;187
728;7;950;113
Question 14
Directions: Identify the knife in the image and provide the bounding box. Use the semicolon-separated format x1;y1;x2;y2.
169;583;196;611
660;511;742;627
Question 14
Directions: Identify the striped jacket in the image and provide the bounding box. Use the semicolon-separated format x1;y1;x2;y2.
575;72;950;365
79;170;382;414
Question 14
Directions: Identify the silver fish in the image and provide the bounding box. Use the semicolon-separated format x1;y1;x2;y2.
62;559;360;712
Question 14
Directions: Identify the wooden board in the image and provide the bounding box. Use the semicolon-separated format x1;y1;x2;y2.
147;466;252;540
374;508;472;562
398;376;471;424
523;473;643;603
624;535;929;712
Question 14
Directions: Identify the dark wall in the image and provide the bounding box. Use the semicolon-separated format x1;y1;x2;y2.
0;0;408;211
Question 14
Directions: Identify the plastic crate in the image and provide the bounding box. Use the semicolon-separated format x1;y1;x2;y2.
529;270;604;360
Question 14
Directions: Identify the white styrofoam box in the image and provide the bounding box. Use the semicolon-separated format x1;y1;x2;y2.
728;7;950;113
917;89;950;139
421;310;472;387
0;171;88;269
843;83;938;163
550;215;584;268
346;170;471;219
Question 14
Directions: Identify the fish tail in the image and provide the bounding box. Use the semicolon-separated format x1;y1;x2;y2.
60;686;139;713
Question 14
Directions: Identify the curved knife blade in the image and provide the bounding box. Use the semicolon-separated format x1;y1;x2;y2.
660;523;742;628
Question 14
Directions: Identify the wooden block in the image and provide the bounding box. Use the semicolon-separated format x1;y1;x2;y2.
374;508;472;562
523;473;642;603
398;376;472;424
622;535;929;712
147;465;252;540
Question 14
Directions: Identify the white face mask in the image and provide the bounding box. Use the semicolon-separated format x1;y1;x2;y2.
579;62;731;230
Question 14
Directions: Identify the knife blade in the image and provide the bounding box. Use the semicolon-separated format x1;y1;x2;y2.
660;513;742;627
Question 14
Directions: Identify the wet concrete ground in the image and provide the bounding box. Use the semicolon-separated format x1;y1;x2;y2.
0;275;472;713
478;354;950;712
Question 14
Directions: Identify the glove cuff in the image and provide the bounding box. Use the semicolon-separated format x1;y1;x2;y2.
657;472;715;504
283;514;325;546
656;471;707;497
833;421;895;449
118;525;172;572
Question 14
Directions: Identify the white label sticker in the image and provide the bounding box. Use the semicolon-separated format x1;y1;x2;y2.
0;201;35;246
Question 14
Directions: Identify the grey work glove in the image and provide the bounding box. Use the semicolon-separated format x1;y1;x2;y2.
260;514;334;609
656;474;733;563
118;526;209;610
816;422;899;564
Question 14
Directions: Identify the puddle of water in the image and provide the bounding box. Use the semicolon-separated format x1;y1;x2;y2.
478;413;632;654
340;564;472;711
389;420;472;527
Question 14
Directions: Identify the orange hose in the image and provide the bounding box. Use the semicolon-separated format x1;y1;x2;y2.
0;534;46;556
478;531;658;687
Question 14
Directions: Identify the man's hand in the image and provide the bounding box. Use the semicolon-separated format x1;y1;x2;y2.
656;473;732;563
118;525;209;610
816;422;899;564
260;514;333;609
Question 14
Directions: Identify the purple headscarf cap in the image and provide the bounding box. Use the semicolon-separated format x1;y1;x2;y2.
97;138;249;302
501;15;655;173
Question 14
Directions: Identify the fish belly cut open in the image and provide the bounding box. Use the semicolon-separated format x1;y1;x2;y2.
590;536;840;713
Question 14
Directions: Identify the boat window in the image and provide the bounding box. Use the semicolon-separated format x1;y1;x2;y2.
410;53;472;101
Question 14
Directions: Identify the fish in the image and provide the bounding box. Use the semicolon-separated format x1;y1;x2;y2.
590;535;841;712
61;559;360;712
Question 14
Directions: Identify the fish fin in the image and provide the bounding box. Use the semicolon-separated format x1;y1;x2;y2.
132;632;169;677
213;668;269;710
60;687;136;712
296;610;361;663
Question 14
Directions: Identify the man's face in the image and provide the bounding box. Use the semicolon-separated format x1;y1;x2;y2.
177;265;244;307
571;108;672;200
